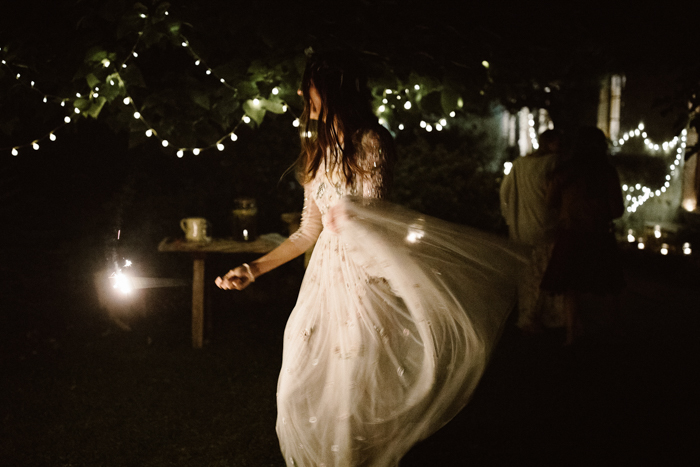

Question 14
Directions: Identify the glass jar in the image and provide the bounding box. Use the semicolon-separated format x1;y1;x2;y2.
232;197;258;241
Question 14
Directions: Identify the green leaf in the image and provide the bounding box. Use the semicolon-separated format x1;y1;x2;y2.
74;98;90;111
167;20;181;36
441;88;461;114
190;90;211;110
86;73;100;89
86;96;107;119
261;98;285;114
85;47;107;64
243;100;266;125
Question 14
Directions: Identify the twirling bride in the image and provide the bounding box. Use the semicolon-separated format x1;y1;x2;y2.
216;51;524;466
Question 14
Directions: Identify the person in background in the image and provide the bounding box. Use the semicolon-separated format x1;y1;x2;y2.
500;129;564;334
540;126;625;345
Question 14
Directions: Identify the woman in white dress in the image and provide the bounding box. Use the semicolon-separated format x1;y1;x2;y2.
216;52;524;466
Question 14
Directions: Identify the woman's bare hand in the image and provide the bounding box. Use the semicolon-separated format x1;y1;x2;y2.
215;264;255;291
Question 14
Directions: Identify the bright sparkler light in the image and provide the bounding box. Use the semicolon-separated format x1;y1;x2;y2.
111;270;133;295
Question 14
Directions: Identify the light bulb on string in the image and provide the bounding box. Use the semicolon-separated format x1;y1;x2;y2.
43;97;47;103
133;52;138;58
205;70;211;75
195;60;200;66
403;101;411;110
133;111;140;119
217;143;224;151
193;148;200;155
146;129;153;137
64;116;71;123
177;150;184;158
123;97;130;105
12;148;18;156
230;133;238;141
49;133;56;141
293;119;300;127
74;108;80;114
272;87;279;95
161;140;169;147
243;116;251;124
32;142;39;150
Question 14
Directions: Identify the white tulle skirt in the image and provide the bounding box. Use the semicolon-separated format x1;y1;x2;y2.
276;198;526;466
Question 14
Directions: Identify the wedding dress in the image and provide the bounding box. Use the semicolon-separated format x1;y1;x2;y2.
277;127;524;466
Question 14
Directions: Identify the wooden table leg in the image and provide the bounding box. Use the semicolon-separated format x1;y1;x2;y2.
192;256;205;349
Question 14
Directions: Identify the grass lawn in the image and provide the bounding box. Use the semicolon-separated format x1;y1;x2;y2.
1;252;697;466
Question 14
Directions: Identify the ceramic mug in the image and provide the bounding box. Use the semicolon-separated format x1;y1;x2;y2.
180;217;211;242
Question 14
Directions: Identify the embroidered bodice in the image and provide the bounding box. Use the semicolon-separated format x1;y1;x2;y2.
289;126;394;252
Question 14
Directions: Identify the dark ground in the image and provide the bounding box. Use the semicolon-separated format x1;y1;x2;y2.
1;250;698;467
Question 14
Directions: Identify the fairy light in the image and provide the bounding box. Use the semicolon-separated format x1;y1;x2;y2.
161;140;168;147
242;115;251;124
49;133;56;141
12;148;18;156
660;243;669;255
217;143;224;151
503;161;513;175
193;148;200;155
627;229;635;243
133;111;140;119
145;129;153;137
683;242;692;255
177;150;184;158
230;133;238;141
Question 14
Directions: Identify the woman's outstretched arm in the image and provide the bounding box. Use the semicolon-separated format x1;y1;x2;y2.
216;185;323;290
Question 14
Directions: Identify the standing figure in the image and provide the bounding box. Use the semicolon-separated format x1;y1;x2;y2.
217;51;523;466
540;127;625;345
500;130;564;333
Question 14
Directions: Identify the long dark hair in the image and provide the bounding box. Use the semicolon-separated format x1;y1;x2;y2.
565;126;611;195
295;51;377;186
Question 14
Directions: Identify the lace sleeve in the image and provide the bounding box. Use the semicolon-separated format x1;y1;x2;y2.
289;184;323;252
358;127;395;199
